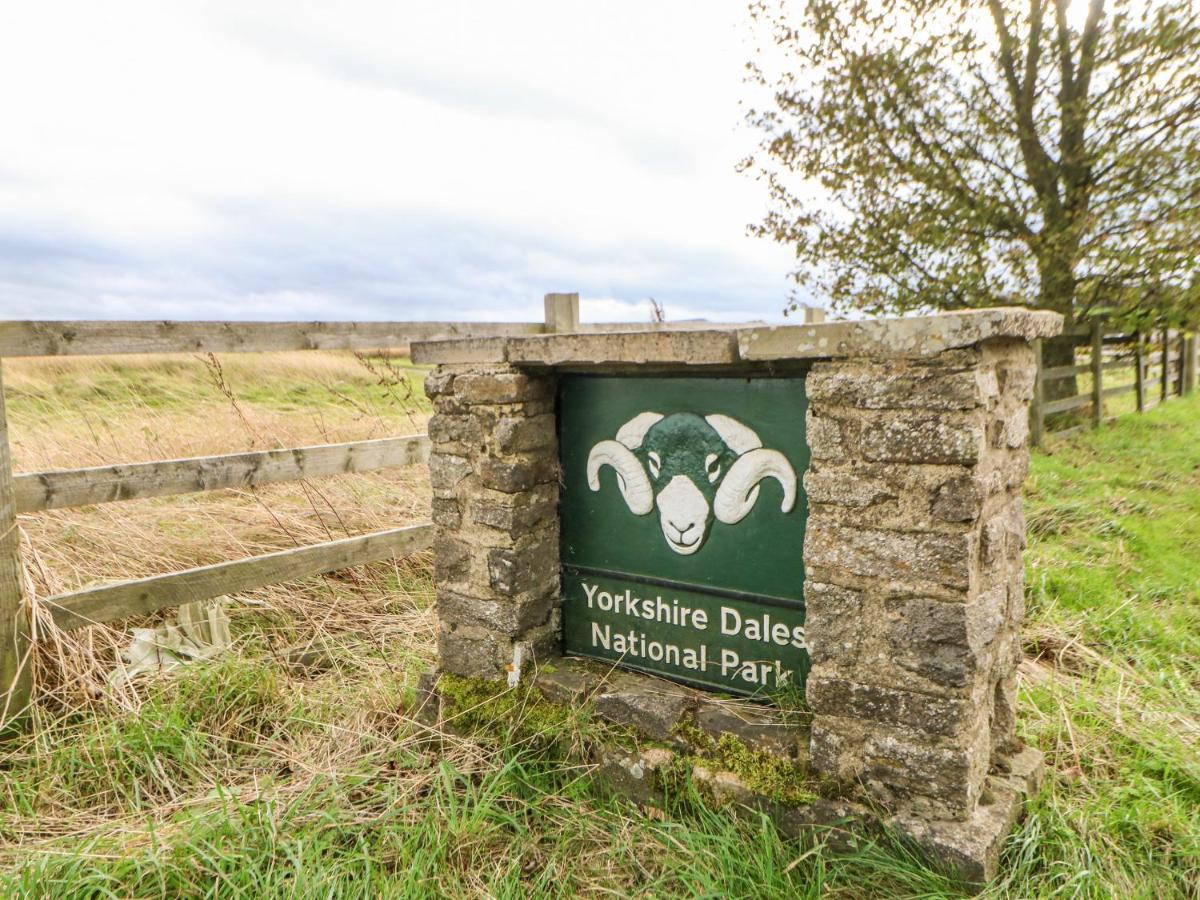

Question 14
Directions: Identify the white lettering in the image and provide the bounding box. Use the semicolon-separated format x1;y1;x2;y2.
583;582;599;608
721;607;741;636
591;622;610;650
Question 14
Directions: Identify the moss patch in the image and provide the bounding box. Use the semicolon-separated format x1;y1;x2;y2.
671;721;817;807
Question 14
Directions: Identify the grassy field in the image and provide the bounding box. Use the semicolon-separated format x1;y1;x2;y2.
0;354;1197;898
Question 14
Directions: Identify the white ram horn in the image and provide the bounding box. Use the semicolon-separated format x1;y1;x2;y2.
713;448;797;525
704;414;762;454
615;412;664;449
587;440;654;515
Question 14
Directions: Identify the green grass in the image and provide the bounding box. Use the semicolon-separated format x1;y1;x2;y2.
2;392;1198;897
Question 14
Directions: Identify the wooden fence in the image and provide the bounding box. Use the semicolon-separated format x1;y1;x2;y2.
2;292;770;725
1030;322;1199;445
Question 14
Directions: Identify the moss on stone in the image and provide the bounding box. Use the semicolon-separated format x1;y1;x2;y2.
670;718;817;807
435;672;816;809
708;734;816;806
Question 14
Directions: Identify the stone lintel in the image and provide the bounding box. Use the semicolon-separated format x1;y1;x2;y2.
412;336;508;365
411;309;1061;367
505;329;740;367
738;309;1062;361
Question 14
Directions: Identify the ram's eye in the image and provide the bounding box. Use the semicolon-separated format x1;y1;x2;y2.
705;453;721;484
648;451;661;479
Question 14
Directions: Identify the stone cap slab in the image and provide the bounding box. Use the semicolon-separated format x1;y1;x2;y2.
411;308;1063;367
737;309;1062;361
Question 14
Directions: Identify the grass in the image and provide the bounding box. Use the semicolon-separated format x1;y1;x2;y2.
1;354;1198;897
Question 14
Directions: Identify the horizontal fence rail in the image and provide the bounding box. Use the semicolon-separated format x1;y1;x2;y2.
44;523;434;632
0;318;765;358
13;435;431;513
1030;321;1198;446
0;320;546;357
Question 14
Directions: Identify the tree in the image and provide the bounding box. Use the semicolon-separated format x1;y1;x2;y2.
744;0;1200;390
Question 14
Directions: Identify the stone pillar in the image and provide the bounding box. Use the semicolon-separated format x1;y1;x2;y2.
803;338;1036;822
425;365;561;683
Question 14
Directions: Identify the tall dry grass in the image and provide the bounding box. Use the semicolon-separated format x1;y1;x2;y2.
3;350;434;716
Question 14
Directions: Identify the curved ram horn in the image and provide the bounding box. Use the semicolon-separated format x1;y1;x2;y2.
615;412;664;449
587;440;654;515
704;414;762;454
713;448;796;525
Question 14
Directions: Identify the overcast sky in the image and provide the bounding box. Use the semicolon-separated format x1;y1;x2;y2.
0;1;804;325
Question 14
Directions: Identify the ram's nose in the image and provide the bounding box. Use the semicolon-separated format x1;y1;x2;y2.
655;476;711;555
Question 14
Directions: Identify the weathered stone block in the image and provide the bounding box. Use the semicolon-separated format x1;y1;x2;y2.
478;455;558;493
454;372;553;405
535;665;596;705
437;623;510;680
433;533;472;587
428;453;472;497
428;414;485;447
486;529;558;596
805;412;845;460
423;370;455;398
808;717;864;781
989;671;1020;755
430;497;462;529
592;676;695;744
862;725;988;818
990;406;1029;449
495;414;556;453
995;360;1036;402
858;415;984;465
884;596;972;688
805;468;897;508
806;674;975;737
592;747;677;807
438;589;556;635
807;366;983;411
695;702;810;762
804;581;866;666
805;525;973;591
471;484;557;534
930;474;986;523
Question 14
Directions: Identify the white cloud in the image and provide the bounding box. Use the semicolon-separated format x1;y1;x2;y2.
0;0;806;323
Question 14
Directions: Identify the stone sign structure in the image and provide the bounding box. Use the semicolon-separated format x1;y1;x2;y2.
412;307;1061;886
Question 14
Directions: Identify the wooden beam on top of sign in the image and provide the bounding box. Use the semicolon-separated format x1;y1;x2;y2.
13;435;430;513
45;523;434;632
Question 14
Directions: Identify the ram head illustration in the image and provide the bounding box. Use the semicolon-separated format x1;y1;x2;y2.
586;411;797;555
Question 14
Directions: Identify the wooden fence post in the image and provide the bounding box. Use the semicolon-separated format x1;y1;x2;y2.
543;292;580;333
0;363;31;731
1161;329;1170;403
1185;333;1198;396
1030;339;1045;447
1090;321;1104;428
1135;332;1146;413
1177;331;1188;397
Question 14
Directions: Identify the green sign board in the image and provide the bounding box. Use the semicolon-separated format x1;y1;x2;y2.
559;375;810;698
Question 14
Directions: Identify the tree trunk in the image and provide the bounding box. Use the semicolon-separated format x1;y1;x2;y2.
1042;333;1081;402
1037;252;1080;401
